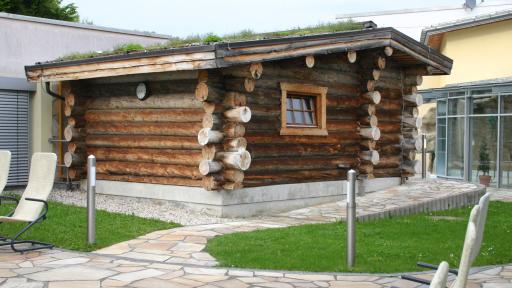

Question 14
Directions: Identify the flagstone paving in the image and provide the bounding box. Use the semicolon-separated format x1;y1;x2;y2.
0;246;510;287
0;179;510;287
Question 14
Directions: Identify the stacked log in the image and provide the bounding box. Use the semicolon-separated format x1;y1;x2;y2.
356;49;392;178
197;67;258;190
62;82;88;180
84;79;205;186
400;72;424;177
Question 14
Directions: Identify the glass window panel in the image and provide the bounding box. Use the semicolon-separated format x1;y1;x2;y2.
286;98;293;109
304;111;314;125
501;94;512;114
472;95;498;114
437;139;446;152
437;124;446;140
471;89;492;96
470;116;497;186
447;117;465;178
286;111;294;124
448;98;465;115
436;152;446;176
448;91;465;97
304;98;315;111
437;100;447;116
501;116;512;187
292;98;302;109
293;111;304;124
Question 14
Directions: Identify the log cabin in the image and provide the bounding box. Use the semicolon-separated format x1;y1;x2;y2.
25;27;452;217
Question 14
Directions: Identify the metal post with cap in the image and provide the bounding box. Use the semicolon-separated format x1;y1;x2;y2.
87;155;96;244
346;169;357;268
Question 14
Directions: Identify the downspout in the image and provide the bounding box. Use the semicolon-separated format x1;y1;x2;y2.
44;81;65;101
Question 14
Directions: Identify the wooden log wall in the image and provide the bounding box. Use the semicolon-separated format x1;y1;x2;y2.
62;82;88;180
64;78;208;187
197;64;259;190
243;53;368;187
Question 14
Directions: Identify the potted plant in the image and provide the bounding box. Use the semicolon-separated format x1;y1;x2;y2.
478;140;492;186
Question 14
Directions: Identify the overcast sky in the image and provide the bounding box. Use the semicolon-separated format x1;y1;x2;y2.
64;0;464;37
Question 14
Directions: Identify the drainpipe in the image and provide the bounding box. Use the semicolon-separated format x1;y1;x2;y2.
44;81;65;101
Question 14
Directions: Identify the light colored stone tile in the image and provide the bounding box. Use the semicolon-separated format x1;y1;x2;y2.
329;280;382;288
285;274;335;281
94;243;132;255
48;280;100;288
336;276;380;282
132;277;191;288
157;270;185;280
1;277;44;288
184;267;227;276
110;268;165;282
18;261;34;268
191;253;216;261
119;252;170;262
101;279;129;287
13;267;49;275
213;279;250;288
0;269;17;278
171;276;205;287
43;257;90;266
113;266;145;273
256;282;294;288
147;263;182;271
238;277;267;284
171;243;205;253
26;266;116;281
254;271;284;277
184;274;229;282
228;270;254;277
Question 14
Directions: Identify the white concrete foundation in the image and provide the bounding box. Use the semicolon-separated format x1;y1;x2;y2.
85;178;401;217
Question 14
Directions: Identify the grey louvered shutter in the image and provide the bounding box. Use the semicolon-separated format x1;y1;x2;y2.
0;90;30;186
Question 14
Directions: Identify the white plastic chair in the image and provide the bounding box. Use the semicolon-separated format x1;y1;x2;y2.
401;204;481;288
0;150;11;196
0;153;57;253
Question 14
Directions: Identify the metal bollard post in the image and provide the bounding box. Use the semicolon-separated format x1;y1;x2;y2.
346;169;356;268
422;134;427;180
87;155;96;244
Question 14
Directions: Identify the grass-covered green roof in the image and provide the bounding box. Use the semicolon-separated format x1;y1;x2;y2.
57;21;362;62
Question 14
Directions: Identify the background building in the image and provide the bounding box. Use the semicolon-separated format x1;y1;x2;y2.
336;0;512;39
420;10;512;188
0;12;171;185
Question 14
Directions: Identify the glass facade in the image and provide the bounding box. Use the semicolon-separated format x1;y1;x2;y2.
434;86;512;188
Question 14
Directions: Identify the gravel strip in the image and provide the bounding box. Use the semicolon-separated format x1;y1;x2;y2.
6;186;234;226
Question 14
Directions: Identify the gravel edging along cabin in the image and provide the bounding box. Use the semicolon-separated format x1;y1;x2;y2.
25;27;453;217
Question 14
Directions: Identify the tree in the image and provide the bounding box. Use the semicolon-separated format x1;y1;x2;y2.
0;0;79;22
478;140;490;176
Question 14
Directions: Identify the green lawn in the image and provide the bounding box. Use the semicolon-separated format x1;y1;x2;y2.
207;201;512;273
0;199;179;251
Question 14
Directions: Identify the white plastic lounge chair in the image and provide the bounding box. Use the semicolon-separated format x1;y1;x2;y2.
412;193;490;274
391;261;449;288
0;153;57;253
401;204;481;288
0;150;10;195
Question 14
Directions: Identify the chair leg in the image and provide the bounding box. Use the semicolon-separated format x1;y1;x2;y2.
0;220;53;253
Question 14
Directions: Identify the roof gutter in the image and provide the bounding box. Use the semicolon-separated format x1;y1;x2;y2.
44;81;64;101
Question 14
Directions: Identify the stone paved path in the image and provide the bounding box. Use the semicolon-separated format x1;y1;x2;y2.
0;179;510;287
95;179;486;267
0;246;511;288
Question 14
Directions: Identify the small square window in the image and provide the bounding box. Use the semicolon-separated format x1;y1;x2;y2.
280;83;327;136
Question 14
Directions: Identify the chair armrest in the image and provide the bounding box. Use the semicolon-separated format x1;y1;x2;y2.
24;198;49;218
0;195;19;205
400;275;431;285
417;261;459;275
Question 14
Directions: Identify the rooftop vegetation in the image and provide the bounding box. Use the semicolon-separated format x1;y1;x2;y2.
56;21;362;61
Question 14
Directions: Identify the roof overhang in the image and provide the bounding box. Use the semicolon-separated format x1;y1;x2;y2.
421;10;512;49
25;27;453;82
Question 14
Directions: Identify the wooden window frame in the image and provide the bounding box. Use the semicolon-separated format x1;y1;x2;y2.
280;82;328;136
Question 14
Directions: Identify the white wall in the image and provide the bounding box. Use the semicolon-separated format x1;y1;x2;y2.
0;15;170;78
